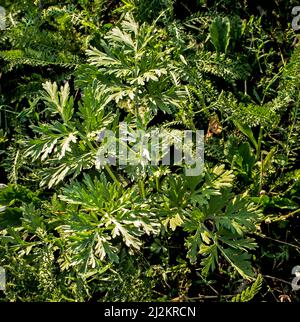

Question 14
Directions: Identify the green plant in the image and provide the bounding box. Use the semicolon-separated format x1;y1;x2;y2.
80;13;187;122
209;16;231;54
231;274;263;302
0;0;299;303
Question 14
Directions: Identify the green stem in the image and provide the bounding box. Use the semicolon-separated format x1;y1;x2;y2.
259;154;263;193
257;125;264;193
104;164;121;188
256;125;264;161
155;177;160;192
139;179;146;199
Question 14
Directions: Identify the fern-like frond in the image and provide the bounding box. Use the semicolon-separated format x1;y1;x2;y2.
231;274;263;302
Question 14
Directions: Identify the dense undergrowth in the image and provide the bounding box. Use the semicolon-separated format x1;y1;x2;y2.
0;0;299;302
